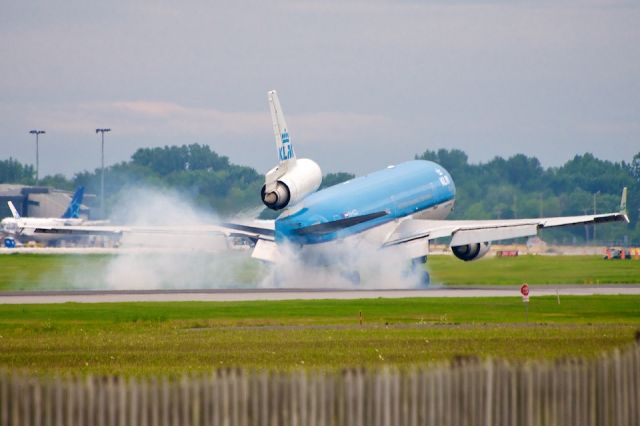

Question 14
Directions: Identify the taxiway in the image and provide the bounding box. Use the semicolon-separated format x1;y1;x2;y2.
0;285;639;304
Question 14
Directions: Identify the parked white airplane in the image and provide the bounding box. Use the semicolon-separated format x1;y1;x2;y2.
22;91;629;284
1;187;109;247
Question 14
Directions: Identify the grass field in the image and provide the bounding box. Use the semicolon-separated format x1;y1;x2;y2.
429;255;640;285
0;253;638;290
0;296;638;376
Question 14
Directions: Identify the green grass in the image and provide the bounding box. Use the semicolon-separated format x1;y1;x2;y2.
0;254;110;290
0;296;638;376
0;255;637;376
0;253;260;290
428;255;640;285
0;253;638;290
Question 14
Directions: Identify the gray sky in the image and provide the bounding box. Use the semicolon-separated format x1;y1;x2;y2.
1;0;639;177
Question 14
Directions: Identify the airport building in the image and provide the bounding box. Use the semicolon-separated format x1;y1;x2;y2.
0;184;92;219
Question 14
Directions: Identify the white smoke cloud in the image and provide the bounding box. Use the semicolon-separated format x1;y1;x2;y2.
42;187;262;290
259;236;428;289
101;187;264;289
45;187;430;290
98;188;429;290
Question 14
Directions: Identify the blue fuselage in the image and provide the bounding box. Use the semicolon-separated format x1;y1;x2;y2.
275;160;456;244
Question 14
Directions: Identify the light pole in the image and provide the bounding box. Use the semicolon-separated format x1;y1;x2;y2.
539;193;544;217
29;130;45;185
96;128;111;217
593;191;600;244
583;209;590;243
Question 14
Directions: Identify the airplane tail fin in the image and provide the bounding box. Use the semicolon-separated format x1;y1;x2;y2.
61;186;85;219
268;90;296;168
8;202;20;219
262;90;321;208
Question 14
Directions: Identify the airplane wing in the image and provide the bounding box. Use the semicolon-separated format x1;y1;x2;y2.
21;221;276;242
384;188;629;248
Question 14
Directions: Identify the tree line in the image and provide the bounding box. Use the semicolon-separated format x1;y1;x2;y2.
415;149;639;245
1;145;638;244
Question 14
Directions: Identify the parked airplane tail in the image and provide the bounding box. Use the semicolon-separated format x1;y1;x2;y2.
8;202;20;219
61;186;85;219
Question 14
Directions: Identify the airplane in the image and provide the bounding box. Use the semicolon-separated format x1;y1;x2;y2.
1;186;108;247
21;91;630;284
226;91;630;283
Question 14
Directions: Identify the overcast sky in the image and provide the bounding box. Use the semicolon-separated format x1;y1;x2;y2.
1;0;638;177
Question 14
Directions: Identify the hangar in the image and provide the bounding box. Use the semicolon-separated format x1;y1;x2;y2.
0;185;93;219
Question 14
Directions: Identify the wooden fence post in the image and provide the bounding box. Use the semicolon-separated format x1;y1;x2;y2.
0;342;639;426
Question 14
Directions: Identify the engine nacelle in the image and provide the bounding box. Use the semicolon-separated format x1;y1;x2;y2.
261;158;322;210
451;242;491;261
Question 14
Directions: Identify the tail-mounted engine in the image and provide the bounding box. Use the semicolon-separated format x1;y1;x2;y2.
262;158;322;210
451;242;491;261
261;90;322;210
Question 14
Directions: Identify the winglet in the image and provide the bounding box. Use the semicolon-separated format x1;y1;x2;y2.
8;201;20;219
620;187;628;214
619;187;630;222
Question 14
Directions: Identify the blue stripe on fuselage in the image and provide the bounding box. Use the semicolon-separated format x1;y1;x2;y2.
275;160;455;244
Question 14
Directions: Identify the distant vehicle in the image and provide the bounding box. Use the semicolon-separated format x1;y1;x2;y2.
496;250;519;257
1;187;107;247
17;91;630;285
3;237;16;248
604;248;633;260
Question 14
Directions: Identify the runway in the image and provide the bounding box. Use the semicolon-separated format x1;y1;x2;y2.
1;285;639;304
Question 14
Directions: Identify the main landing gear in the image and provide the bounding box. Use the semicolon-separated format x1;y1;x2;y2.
411;255;430;287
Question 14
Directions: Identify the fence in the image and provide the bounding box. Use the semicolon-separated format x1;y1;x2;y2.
1;343;638;426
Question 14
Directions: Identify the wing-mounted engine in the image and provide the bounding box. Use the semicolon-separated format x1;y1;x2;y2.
451;242;491;261
262;158;322;210
262;90;322;210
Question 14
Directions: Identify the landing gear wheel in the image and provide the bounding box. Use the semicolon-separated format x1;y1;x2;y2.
411;255;428;271
419;271;430;287
411;256;430;287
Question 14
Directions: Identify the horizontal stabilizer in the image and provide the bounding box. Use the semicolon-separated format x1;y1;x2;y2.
251;239;279;263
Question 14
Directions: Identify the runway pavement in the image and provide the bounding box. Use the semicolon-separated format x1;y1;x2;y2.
0;285;639;304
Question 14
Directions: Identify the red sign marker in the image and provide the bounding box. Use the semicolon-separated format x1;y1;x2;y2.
520;284;529;297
